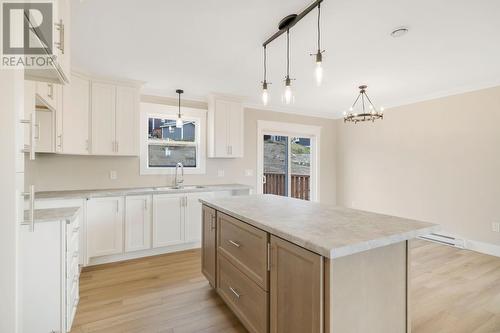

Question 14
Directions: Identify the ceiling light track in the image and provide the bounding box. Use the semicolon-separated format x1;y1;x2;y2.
262;0;324;47
261;0;325;106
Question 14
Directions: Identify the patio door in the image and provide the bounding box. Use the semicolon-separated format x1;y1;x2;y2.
262;135;312;200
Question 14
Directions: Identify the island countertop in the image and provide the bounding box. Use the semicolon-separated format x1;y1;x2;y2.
200;194;439;259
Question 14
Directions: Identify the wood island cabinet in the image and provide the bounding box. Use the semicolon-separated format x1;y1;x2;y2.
201;205;217;287
270;235;323;333
201;204;323;333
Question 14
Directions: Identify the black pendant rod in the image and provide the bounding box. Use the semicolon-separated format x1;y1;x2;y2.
263;0;324;47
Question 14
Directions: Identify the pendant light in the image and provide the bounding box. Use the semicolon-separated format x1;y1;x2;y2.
311;2;325;86
175;89;184;128
283;29;294;105
261;46;270;105
344;85;384;123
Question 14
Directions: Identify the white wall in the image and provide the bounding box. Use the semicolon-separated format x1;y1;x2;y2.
336;86;500;246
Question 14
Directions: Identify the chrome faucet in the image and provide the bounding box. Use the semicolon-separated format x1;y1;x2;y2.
174;162;184;189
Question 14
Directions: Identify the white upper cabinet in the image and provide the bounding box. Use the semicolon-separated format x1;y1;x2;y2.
24;0;71;84
207;95;244;158
61;73;90;154
91;82;116;155
115;86;139;155
125;195;152;252
90;81;140;156
86;196;124;258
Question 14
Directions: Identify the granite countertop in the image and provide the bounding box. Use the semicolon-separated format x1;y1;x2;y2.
24;207;80;224
35;184;252;200
200;194;439;259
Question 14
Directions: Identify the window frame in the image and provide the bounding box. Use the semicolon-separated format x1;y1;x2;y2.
140;102;206;175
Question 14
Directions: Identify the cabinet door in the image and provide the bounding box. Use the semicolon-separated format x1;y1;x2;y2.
185;192;214;243
55;82;64;152
125;195;152;252
21;221;64;333
86;197;124;258
270;235;323;333
34;109;54;153
62;73;89;154
91;82;116;155
214;99;230;157
227;101;243;157
55;0;71;81
201;205;216;287
115;86;138;156
152;194;184;248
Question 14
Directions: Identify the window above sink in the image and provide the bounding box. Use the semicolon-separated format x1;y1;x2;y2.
140;103;207;175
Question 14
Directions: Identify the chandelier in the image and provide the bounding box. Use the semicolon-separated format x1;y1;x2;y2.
344;85;384;123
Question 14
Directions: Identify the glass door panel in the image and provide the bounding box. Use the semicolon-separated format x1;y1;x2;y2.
263;135;288;197
290;137;311;200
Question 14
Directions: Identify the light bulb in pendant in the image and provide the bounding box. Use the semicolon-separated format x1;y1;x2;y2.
315;52;323;86
176;116;183;128
284;77;293;105
262;81;269;106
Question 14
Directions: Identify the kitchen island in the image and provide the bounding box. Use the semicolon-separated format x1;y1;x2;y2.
200;194;438;333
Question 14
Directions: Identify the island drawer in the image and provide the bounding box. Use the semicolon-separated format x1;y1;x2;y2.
218;253;269;333
217;212;269;290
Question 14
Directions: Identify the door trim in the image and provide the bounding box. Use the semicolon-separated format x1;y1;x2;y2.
256;120;320;202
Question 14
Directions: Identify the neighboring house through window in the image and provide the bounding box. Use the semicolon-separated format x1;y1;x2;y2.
140;102;206;174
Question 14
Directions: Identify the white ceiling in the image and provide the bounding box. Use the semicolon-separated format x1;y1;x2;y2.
71;0;500;118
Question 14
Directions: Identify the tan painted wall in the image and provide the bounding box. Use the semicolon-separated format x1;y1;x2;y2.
336;86;500;244
26;104;337;204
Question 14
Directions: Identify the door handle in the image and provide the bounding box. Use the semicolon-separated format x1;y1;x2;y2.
228;240;241;248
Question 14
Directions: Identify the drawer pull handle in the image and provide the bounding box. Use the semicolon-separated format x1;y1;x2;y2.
228;240;241;248
73;226;80;233
229;286;241;299
73;252;79;258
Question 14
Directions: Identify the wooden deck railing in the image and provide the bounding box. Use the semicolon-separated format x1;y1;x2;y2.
263;173;310;201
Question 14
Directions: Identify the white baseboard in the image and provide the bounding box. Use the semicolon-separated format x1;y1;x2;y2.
420;232;500;258
87;241;201;266
465;239;500;258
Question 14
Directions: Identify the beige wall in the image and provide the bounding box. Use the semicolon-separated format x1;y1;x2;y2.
336;86;500;245
26;104;337;205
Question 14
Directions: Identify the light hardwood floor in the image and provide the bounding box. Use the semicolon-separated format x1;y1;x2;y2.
71;240;500;333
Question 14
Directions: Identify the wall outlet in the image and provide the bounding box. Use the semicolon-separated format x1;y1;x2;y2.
245;169;254;177
217;169;225;177
492;222;500;233
109;170;117;180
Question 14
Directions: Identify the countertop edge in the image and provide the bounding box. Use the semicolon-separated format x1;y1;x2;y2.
200;199;440;259
34;184;252;201
25;207;81;224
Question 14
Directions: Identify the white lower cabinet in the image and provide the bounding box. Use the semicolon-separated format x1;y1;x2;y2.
152;194;184;248
185;192;214;243
86;196;124;257
37;190;240;264
20;215;80;333
125;195;152;252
